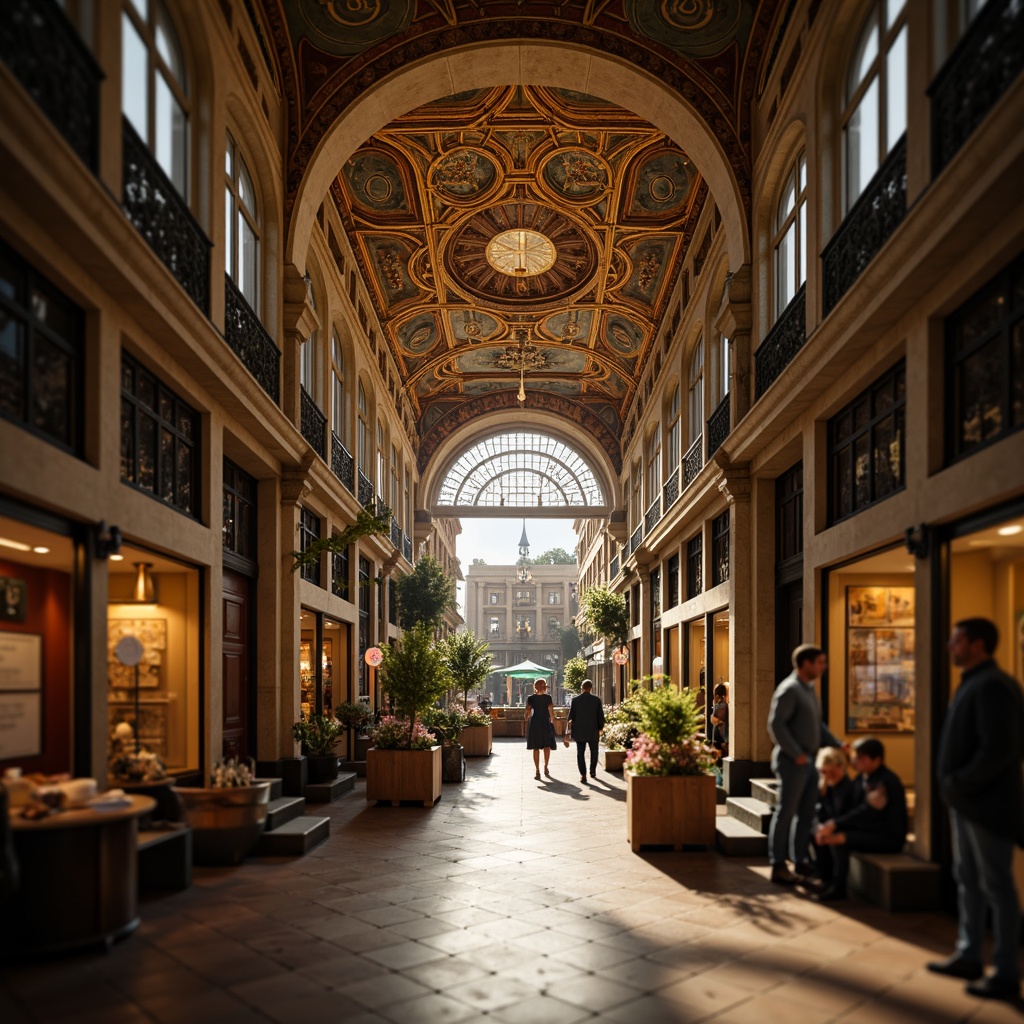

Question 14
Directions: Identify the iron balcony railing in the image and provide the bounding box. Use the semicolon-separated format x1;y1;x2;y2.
390;517;402;548
331;432;355;493
402;533;413;562
299;386;326;461
122;118;210;314
224;275;280;403
662;467;679;511
683;435;703;487
645;498;661;535
357;470;373;507
755;285;806;400
610;553;620;579
706;393;730;458
629;524;643;554
822;135;907;316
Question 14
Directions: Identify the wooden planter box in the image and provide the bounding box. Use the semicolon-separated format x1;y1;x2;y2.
625;772;716;852
366;746;442;807
459;724;492;756
600;748;628;772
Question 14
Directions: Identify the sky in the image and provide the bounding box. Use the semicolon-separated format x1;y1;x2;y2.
454;517;578;615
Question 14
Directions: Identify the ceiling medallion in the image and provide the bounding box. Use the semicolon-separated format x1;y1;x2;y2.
486;229;557;277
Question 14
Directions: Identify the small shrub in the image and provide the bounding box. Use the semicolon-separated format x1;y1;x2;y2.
370;716;437;750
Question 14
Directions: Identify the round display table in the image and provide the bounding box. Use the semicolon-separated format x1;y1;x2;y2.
3;795;155;954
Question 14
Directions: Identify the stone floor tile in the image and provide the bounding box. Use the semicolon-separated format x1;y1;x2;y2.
602;992;715;1024
361;941;448;970
403;956;492;990
445;974;538;1012
551;972;642;1012
337;973;434;1009
379;992;479;1023
261;990;365;1024
489;993;594;1024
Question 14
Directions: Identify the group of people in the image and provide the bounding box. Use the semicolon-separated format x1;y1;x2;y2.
524;677;605;784
768;619;1024;1002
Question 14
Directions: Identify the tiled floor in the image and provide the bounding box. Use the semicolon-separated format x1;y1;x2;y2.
2;739;1021;1023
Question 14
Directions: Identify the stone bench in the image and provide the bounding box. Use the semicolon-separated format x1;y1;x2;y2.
848;851;940;911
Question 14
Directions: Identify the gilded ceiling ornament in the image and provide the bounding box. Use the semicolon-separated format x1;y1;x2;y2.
431;150;497;199
624;0;751;58
485;229;557;277
290;0;413;56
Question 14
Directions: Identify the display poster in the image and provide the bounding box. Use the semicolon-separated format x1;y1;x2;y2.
0;632;42;692
846;586;915;733
0;691;42;759
1;577;28;622
107;619;166;689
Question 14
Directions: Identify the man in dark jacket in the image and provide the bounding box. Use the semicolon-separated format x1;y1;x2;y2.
928;618;1024;1001
565;679;605;783
813;737;907;901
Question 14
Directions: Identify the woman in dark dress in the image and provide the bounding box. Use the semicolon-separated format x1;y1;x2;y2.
525;679;557;780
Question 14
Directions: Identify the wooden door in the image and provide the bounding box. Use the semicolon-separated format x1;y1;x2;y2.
222;568;252;761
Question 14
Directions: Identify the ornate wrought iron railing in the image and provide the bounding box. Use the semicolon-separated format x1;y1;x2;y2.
645;498;661;535
629;524;643;554
930;0;1024;177
662;468;679;511
1;0;101;171
390;517;402;548
357;470;373;507
299;386;326;461
707;394;731;458
376;498;389;521
122;118;211;314
224;275;280;403
683;436;703;487
755;285;806;400
331;432;354;493
610;553;620;579
402;533;413;562
821;136;907;316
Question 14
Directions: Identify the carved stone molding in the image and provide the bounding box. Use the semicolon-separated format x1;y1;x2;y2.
282;263;320;339
281;470;314;506
716;458;751;504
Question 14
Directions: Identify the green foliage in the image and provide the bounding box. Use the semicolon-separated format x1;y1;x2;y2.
637;685;701;746
552;622;590;662
290;502;391;573
464;708;491;727
380;624;453;746
578;585;628;646
421;704;469;745
529;547;577;565
395;555;457;629
334;701;373;733
292;714;344;755
438;630;492;708
563;656;588;695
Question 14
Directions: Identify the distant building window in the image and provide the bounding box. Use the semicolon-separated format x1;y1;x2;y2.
332;543;350;602
667;554;679;609
828;360;905;523
489;617;500;635
947;255;1024;462
121;350;199;516
712;512;730;587
650;568;661;619
299;507;321;586
687;534;702;599
548;592;560;605
490;592;498;604
222;458;256;562
0;241;83;455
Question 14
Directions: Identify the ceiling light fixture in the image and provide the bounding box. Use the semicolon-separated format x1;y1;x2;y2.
32;546;50;555
131;562;156;603
0;537;31;552
496;330;547;407
110;553;124;562
997;525;1023;536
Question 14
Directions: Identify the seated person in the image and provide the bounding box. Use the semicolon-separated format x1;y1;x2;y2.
710;684;729;756
810;746;857;885
812;737;908;902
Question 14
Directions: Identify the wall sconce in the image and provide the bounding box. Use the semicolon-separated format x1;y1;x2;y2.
904;523;929;560
96;521;123;560
131;562;156;603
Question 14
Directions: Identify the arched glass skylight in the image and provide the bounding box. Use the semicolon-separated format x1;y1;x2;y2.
437;432;604;507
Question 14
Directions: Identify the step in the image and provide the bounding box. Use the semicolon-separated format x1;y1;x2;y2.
849;851;941;911
750;778;779;807
727;796;774;835
255;777;284;801
716;815;769;857
255;816;330;856
304;772;357;804
715;785;727;805
266;796;305;831
341;760;366;779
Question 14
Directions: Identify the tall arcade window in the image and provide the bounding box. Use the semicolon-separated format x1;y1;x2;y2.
711;511;730;587
122;0;189;196
828;360;906;523
629;458;642;531
646;424;661;508
666;384;681;472
842;0;907;213
222;458;256;563
225;133;259;311
298;507;321;586
390;444;399;513
377;422;386;499
687;533;703;599
947;255;1024;461
357;382;370;477
120;351;199;516
300;282;320;406
0;241;83;454
773;150;807;318
688;339;704;445
331;331;348;443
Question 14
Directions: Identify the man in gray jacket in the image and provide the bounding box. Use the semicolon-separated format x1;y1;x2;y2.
767;644;841;884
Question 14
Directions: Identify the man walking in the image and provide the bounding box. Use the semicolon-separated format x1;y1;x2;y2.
767;644;841;884
565;679;605;783
928;618;1024;1001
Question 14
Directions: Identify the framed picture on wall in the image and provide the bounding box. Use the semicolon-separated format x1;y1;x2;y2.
846;586;915;733
107;619;167;689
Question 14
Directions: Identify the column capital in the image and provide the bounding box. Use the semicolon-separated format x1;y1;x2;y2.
715;457;752;504
282;263;320;340
281;467;314;506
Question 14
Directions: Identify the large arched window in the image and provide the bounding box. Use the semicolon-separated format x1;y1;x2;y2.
688;339;704;446
646;424;661;509
773;150;806;318
300;279;321;407
122;0;189;196
225;132;259;311
666;384;681;473
357;381;370;477
377;421;386;498
712;334;730;407
842;0;907;213
331;331;348;444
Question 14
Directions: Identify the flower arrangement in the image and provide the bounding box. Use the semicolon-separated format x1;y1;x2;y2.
108;721;167;782
602;684;653;750
463;708;492;727
292;713;344;755
370;715;437;750
421;705;468;744
601;721;636;752
624;685;717;777
211;757;256;788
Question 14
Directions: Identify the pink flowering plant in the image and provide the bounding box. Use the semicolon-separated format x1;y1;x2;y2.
624;684;717;777
369;715;437;751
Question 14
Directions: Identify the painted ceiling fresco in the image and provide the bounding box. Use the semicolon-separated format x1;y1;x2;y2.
331;85;707;471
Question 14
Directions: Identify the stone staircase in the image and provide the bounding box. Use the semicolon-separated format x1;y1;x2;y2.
715;777;776;856
254;777;332;856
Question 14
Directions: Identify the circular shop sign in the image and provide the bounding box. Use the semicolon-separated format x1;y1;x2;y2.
364;646;384;668
612;648;629;666
114;635;144;667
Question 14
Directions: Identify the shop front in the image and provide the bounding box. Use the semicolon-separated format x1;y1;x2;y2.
299;609;351;719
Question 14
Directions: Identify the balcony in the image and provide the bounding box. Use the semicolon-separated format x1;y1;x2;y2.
662;468;679;511
1;0;101;172
122;118;211;315
821;136;907;317
610;553;620;579
645;498;661;535
755;285;806;400
930;0;1023;177
706;394;730;458
403;533;413;562
300;386;326;461
390;517;402;548
331;432;355;493
629;524;643;555
357;470;373;507
683;436;703;487
224;276;280;403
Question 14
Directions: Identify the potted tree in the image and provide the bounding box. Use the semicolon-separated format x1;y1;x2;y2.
438;630;493;756
578;586;629;704
366;624;452;806
393;554;457;630
624;685;718;851
422;705;469;782
292;714;344;783
335;700;374;766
